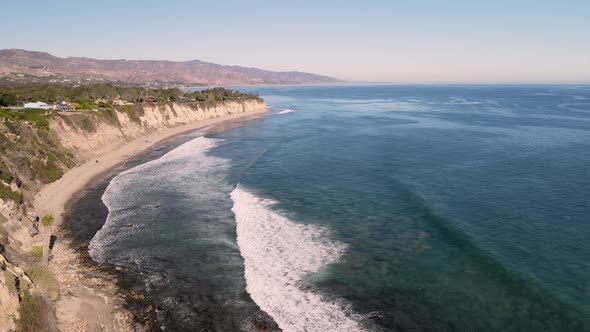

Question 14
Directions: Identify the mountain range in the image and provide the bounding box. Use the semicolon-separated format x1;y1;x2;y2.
0;49;341;86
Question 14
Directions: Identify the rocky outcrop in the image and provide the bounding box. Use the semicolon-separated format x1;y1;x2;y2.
0;265;19;331
49;99;266;162
0;252;34;331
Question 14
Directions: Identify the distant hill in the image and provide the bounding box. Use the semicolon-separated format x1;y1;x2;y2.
0;49;342;86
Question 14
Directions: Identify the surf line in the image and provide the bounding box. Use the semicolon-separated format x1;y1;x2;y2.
234;148;269;187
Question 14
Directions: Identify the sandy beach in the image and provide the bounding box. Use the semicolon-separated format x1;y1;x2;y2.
33;109;267;331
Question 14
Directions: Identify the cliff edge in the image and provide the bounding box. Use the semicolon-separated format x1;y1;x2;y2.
0;99;266;331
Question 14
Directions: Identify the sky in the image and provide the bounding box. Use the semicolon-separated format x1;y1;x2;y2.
1;0;589;83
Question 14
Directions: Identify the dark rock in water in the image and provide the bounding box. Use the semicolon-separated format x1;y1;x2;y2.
366;310;385;320
252;312;280;331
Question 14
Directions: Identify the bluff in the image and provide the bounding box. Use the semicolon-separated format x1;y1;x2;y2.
0;99;265;330
49;99;266;161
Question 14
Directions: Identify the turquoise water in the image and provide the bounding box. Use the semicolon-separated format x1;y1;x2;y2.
88;85;590;331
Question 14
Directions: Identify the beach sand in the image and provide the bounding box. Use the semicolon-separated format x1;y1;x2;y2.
33;109;267;331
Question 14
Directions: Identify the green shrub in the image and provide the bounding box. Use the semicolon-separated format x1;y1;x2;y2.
23;113;49;129
40;214;54;227
0;92;18;106
0;133;16;152
0;183;21;202
46;153;58;162
0;162;13;182
0;108;49;129
73;98;94;110
14;294;42;331
14;293;55;332
31;160;63;183
184;87;261;102
30;246;43;261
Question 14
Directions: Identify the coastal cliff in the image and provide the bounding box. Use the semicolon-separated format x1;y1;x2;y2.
50;99;266;161
0;99;266;331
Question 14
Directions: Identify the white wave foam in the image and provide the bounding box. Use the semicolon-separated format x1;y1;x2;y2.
231;187;363;332
278;109;295;114
448;97;482;105
89;136;226;263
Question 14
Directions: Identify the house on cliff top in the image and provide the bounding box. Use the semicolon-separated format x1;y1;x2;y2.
53;101;75;111
112;97;133;106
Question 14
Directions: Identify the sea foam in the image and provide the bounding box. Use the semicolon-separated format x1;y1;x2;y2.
89;136;226;263
231;187;363;332
278;109;295;114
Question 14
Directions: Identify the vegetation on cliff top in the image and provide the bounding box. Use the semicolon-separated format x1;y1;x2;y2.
184;87;261;102
0;108;49;128
0;83;265;331
0;118;75;203
0;83;261;106
0;183;21;202
0;83;262;200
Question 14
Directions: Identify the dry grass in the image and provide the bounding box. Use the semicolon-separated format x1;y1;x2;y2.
2;270;18;295
24;266;59;300
30;246;43;261
14;293;57;332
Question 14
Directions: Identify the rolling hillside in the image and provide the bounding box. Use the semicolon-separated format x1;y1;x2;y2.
0;49;342;86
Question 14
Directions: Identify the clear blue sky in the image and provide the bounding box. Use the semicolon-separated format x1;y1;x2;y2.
2;0;589;83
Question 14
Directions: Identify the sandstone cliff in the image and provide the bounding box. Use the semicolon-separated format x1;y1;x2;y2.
49;99;266;161
0;99;266;331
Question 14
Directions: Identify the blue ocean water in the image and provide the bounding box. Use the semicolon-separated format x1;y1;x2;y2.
88;85;590;331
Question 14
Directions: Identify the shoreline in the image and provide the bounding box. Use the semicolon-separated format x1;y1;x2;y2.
33;109;268;331
35;108;267;221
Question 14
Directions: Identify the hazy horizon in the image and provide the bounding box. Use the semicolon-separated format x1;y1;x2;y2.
2;0;590;83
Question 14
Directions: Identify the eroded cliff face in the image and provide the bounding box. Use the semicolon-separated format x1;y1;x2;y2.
0;99;265;330
49;99;266;162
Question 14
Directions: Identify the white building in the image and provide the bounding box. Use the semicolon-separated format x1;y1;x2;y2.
24;101;52;110
112;97;133;106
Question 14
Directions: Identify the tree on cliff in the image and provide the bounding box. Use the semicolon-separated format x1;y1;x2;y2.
0;92;18;106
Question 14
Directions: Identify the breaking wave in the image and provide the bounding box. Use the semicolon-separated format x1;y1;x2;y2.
231;187;364;332
89;136;227;263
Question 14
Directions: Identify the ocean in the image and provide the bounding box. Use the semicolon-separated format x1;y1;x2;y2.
65;85;590;331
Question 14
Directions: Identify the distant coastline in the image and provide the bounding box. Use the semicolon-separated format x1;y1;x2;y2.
0;49;343;86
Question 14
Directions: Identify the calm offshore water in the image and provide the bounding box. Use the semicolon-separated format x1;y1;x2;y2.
82;85;590;331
